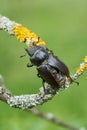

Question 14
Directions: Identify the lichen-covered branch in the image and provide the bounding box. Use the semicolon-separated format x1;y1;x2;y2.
0;75;85;130
0;75;56;109
0;15;45;46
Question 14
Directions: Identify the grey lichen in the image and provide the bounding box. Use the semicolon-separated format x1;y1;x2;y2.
7;86;55;109
7;94;38;109
0;15;18;34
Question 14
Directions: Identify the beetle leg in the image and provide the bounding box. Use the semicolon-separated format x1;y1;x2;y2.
42;80;46;93
37;74;46;93
37;73;46;93
27;63;33;67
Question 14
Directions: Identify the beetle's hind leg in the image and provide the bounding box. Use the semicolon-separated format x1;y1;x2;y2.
37;73;46;93
42;80;46;93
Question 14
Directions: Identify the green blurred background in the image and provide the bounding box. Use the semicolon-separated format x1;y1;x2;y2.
0;0;87;130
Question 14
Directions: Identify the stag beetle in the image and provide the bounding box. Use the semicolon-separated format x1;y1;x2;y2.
25;45;71;89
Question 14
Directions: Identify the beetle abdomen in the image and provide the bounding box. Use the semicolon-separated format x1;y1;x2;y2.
37;64;66;88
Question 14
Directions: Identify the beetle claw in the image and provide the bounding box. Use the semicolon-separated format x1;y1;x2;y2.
74;81;79;86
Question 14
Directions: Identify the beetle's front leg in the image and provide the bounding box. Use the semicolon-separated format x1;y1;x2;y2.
27;63;33;67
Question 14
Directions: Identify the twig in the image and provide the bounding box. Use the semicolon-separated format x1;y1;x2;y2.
29;108;81;130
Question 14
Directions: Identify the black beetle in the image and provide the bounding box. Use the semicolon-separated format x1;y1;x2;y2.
25;45;71;89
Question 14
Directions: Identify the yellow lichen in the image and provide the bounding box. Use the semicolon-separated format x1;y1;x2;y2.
76;56;87;74
84;64;87;68
84;56;87;62
66;77;72;83
12;24;45;47
76;68;82;74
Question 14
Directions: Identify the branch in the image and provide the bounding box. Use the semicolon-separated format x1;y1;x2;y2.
0;75;56;109
29;108;83;130
0;75;85;130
